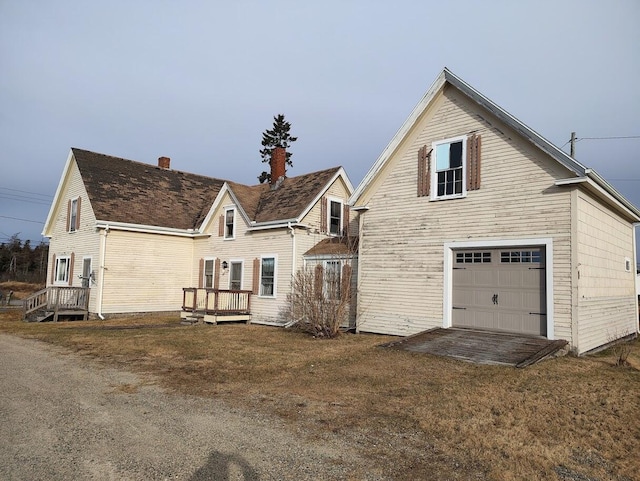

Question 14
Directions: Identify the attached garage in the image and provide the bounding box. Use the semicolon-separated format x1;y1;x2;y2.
451;247;547;336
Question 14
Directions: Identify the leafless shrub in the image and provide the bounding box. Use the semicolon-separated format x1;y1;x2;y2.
284;263;352;338
607;329;632;367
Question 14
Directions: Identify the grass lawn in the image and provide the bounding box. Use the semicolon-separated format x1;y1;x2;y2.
0;310;638;480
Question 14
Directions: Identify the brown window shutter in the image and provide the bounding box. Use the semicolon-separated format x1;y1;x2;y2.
467;134;482;191
320;197;327;233
68;253;75;286
214;258;221;289
218;215;224;237
198;258;204;288
51;254;56;284
417;146;431;197
314;264;324;299
341;264;352;301
252;258;260;295
76;197;81;230
66;199;71;231
342;203;350;236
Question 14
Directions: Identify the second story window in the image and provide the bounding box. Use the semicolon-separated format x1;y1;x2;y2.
68;197;80;232
329;199;342;235
224;208;235;239
433;136;466;199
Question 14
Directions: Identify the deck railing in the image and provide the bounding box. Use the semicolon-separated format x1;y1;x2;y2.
182;288;252;315
24;286;90;317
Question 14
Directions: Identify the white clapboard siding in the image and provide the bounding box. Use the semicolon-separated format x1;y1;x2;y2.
576;192;637;352
101;230;192;313
357;87;573;339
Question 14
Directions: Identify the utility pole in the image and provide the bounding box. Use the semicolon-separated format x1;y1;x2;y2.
570;132;576;158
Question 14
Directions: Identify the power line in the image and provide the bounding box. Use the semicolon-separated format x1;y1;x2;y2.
0;215;44;224
0;186;53;199
577;135;640;141
0;194;51;206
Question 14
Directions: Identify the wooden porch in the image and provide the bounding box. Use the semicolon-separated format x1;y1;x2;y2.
23;286;90;322
182;288;252;324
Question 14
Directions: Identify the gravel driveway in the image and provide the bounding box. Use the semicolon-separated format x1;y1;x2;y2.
0;334;381;480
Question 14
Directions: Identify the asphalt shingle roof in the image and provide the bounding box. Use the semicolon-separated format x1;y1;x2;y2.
72;148;341;230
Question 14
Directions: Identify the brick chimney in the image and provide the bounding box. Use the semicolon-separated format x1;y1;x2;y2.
158;156;170;169
270;147;286;188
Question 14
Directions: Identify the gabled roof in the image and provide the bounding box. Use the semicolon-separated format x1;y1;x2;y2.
73;148;226;230
45;148;351;235
350;68;640;221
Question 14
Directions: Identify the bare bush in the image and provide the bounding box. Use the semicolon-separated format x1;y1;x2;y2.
607;330;633;367
285;263;352;338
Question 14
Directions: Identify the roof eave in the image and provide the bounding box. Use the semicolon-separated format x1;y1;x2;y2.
96;221;206;237
555;176;640;222
42;149;75;236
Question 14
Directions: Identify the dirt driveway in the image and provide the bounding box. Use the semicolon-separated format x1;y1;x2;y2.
0;334;381;480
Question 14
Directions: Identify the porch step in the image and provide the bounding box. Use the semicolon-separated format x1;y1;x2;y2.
25;311;54;323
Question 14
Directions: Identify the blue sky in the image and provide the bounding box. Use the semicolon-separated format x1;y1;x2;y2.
1;1;639;258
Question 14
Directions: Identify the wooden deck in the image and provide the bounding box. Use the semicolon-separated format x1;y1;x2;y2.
182;288;252;324
382;328;568;367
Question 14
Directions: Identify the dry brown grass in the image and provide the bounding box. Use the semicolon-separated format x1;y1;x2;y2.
1;310;638;480
0;281;44;300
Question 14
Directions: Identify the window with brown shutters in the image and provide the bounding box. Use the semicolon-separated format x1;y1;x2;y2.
429;134;482;199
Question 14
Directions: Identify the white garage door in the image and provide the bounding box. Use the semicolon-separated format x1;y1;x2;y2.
452;247;546;336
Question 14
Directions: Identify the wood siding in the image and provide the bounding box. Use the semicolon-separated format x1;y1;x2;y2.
193;177;357;324
46;159;101;313
356;86;574;340
101;230;192;313
576;192;638;353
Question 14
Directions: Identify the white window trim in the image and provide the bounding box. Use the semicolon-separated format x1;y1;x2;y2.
223;206;236;240
54;255;71;285
323;259;343;300
228;259;244;290
259;254;277;298
81;256;93;287
203;257;216;289
443;237;554;340
430;135;467;201
326;196;343;236
69;197;79;233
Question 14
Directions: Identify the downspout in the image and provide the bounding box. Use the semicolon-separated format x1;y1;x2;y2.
288;222;296;277
97;225;109;320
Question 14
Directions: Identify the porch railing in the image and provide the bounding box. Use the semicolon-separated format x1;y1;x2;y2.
24;286;90;317
182;288;252;315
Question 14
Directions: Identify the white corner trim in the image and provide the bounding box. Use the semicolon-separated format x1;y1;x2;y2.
442;237;554;340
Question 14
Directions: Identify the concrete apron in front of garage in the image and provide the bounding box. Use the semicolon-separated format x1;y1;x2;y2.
381;328;568;368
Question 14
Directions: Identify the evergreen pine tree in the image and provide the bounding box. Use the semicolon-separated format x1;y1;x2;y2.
258;114;297;183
